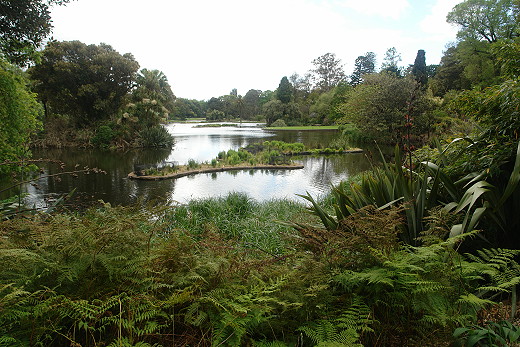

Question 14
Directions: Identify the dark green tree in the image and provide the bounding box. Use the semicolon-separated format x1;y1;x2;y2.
276;76;293;103
350;52;376;86
430;46;470;96
411;49;428;87
311;53;346;91
29;41;139;126
447;0;519;43
0;0;72;66
242;89;261;119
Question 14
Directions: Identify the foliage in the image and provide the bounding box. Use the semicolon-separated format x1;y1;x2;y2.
339;73;431;143
311;53;347;91
380;47;403;77
262;99;302;126
0;59;42;172
269;118;287;127
350;52;376;86
29;40;139;126
91;125;114;148
205;109;226;121
412;49;428;87
446;0;519;43
133;69;176;114
453;320;520;346
0;0;72;66
137;125;174;148
276;76;293;104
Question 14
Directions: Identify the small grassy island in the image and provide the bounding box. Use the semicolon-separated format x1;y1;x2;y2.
128;140;362;180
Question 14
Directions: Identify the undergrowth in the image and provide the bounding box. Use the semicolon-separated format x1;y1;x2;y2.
0;193;518;346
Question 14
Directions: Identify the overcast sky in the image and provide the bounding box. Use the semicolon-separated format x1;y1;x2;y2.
50;0;464;100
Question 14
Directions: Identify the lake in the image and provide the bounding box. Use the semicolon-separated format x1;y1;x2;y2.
3;122;377;207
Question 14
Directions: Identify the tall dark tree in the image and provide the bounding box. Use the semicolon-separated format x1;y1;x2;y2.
242;89;261;119
350;52;376;86
310;53;346;91
29;40;139;125
412;49;428;87
276;76;293;103
0;0;72;66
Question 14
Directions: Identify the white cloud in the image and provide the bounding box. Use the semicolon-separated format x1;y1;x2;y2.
335;0;410;19
420;0;463;38
49;0;458;99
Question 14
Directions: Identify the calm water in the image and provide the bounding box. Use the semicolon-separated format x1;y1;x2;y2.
3;123;376;207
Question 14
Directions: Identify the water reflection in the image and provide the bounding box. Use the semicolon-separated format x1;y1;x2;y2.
3;122;376;206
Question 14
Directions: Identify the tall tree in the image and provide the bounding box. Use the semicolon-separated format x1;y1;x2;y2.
0;0;72;66
412;49;428;87
242;89;261;119
276;76;293;103
446;0;519;43
310;53;346;91
350;52;376;86
381;47;402;77
133;69;176;113
29;41;139;125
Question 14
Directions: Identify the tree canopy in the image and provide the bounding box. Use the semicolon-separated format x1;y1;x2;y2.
350;52;376;86
276;76;293;104
447;0;519;42
0;0;72;66
29;41;139;125
310;53;346;91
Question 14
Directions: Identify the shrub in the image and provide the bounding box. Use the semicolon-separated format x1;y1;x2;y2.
138;125;174;148
270;119;287;127
91;125;114;148
187;158;199;169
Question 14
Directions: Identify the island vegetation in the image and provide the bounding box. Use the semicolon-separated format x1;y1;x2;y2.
129;141;360;180
1;0;520;346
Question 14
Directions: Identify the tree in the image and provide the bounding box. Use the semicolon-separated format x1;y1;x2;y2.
350;52;376;86
0;59;42;168
133;69;176;113
29;41;139;125
242;89;261;120
381;47;402;77
276;76;293;103
430;46;469;96
411;49;428;87
446;0;519;43
310;53;346;91
0;0;72;66
289;72;312;101
339;73;429;143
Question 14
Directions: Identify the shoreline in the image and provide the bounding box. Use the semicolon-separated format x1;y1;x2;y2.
128;164;305;180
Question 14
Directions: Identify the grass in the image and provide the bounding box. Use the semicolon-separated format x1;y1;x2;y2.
265;125;340;131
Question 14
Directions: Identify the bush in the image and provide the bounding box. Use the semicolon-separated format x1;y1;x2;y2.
91;125;114;148
138;125;174;148
270;119;287;127
187;158;199;169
